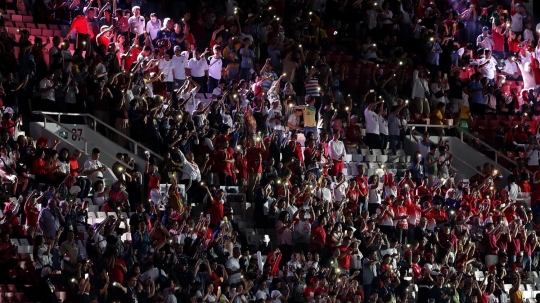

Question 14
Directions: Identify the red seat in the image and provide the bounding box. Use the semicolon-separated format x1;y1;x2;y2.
342;54;353;62
472;114;483;121
496;114;507;121
349;67;361;77
476;120;488;129
508;115;518;122
484;114;495;120
488;120;499;128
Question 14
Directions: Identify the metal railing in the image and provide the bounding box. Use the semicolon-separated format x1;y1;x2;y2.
33;111;163;162
34;111;134;170
408;123;518;169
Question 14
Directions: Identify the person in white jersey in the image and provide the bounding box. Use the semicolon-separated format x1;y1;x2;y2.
207;45;223;93
172;47;188;89
329;131;346;182
128;6;145;41
364;99;384;149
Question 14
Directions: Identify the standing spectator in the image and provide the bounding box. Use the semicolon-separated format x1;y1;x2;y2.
411;69;431;114
38;198;62;240
207;45;223;93
364;100;383;149
187;48;209;94
239;38;255;82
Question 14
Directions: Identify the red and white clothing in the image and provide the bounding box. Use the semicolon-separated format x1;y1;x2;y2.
406;201;422;227
376;205;394;226
393;205;408;229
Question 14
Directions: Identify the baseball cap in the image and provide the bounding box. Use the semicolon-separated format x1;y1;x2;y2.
482;26;489;31
174;46;181;52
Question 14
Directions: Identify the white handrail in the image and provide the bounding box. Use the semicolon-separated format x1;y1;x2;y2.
36;112;134;170
408;123;518;168
33;111;163;161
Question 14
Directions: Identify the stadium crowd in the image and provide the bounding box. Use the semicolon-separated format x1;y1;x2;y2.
0;0;539;302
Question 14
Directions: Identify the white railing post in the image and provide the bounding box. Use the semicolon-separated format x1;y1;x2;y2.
93;118;97;132
460;131;463;142
58;114;61;123
84;141;88;154
495;153;497;164
134;143;138;155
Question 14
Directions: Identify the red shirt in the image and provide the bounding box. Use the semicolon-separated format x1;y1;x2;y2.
338;246;352;270
108;257;126;284
209;198;224;225
346;124;362;142
69;158;80;176
508;40;520;53
355;175;368;197
483;230;499;255
311;225;326;251
235;154;248;179
24;202;39;227
70;15;90;35
32;158;47;175
246;147;264;173
303;286;318;299
289;141;304;162
492;30;504;52
215;149;233;176
1;119;15;136
97;35;111;47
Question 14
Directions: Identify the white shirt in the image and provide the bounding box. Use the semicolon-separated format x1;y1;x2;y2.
256;290;268;300
524;29;534;42
378;117;389;135
511;12;523;32
145;19;162;41
516;144;539;166
178;150;201;182
479;57;497;80
83;158;104;183
208;56;222;79
40;78;55;101
412;70;429;99
364;107;380;134
172;54;187;80
294;219;312;243
333;182;348;202
368;185;381;204
93;190;107;207
329;139;346;161
476;34;493;50
270;290;283;303
225;257;241;284
128;15;145;34
140;267;167;281
503;59;519;76
158;59;174;82
35;245;52;269
504;183;520;201
187;57;209;77
56;159;70;175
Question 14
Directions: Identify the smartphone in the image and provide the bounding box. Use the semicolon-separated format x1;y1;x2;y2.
444;73;447;79
85;273;89;279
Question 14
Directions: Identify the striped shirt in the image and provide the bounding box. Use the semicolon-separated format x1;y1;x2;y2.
304;76;320;97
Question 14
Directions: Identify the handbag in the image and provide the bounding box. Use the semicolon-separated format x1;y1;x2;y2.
434;90;445;98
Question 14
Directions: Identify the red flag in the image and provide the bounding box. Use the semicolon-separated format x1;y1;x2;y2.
271;254;281;277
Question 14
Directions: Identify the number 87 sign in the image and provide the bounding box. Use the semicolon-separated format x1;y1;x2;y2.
71;128;83;141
